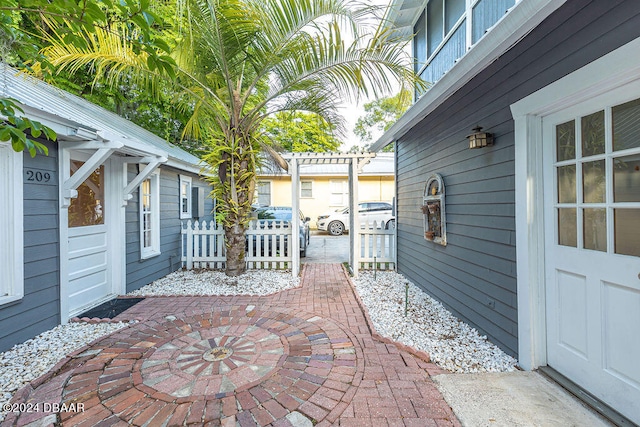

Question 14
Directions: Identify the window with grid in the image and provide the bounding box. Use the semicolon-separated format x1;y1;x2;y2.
140;171;160;258
329;180;348;206
554;97;640;257
301;180;313;198
257;181;271;206
179;175;192;219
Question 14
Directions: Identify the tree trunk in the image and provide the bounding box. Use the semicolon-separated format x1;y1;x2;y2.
218;123;254;277
224;222;247;276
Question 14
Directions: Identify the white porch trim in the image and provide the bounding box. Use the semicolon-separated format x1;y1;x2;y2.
122;157;167;206
0;143;24;306
510;37;640;370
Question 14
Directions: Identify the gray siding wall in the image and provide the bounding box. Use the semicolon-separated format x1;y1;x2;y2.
125;166;213;292
0;140;59;352
396;0;640;357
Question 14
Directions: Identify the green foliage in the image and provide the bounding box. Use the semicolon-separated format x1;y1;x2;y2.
0;0;173;156
262;112;342;153
17;0;423;275
0;97;55;156
354;88;411;143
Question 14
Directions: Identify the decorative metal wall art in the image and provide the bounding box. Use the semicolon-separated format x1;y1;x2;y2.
423;173;446;246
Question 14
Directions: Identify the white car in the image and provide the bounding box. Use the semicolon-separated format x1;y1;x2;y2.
317;202;395;236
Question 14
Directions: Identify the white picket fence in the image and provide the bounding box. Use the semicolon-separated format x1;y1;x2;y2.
181;219;395;271
181;220;292;270
359;221;396;270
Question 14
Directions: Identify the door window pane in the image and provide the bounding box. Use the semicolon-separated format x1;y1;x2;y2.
558;208;577;247
583;209;606;252
583;160;605;203
614;209;640;257
613;97;640;151
613;154;640;202
557;165;576;203
581;110;605;157
68;161;105;228
556;120;575;161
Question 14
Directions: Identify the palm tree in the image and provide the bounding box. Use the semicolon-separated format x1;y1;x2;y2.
40;0;421;276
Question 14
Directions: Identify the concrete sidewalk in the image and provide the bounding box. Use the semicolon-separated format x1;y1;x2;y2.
434;371;613;427
4;264;458;426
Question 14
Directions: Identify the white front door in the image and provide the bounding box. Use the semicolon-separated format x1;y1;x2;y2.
543;90;640;423
66;153;113;316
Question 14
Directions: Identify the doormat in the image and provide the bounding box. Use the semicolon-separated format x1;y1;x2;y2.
77;298;145;319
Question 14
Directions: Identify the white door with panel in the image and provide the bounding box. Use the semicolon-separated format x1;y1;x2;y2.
67;153;113;316
543;90;640;424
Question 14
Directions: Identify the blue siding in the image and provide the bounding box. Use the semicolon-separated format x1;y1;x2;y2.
396;0;640;357
472;0;516;44
421;22;466;85
0;140;60;352
125;166;213;292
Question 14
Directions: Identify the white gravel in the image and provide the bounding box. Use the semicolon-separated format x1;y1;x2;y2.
0;321;129;422
0;267;516;423
352;270;518;373
127;269;300;296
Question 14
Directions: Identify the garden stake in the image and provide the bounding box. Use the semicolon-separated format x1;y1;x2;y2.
405;281;409;316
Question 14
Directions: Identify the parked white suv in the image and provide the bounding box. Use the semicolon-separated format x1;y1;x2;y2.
317;202;395;236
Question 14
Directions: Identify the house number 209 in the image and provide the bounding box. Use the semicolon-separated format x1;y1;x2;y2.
25;169;52;183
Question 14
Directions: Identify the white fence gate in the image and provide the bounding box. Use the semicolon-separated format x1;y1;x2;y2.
359;221;395;270
181;220;293;270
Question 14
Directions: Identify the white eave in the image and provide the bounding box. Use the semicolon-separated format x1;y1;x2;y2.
371;0;567;151
383;0;426;39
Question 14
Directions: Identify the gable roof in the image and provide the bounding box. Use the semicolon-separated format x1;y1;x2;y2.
1;64;203;174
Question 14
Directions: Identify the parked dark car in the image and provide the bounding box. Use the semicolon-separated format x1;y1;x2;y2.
247;206;311;257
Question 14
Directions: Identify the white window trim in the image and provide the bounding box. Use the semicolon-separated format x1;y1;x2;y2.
300;180;313;198
0;143;24;305
179;174;192;219
140;170;161;259
510;37;640;371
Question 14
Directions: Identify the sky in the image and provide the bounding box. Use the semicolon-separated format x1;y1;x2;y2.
336;0;401;151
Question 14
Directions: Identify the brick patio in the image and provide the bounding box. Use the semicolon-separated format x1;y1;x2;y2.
4;264;460;427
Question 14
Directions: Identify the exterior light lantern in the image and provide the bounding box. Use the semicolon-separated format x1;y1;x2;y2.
467;126;493;149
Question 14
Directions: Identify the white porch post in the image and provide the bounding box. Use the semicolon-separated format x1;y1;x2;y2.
291;157;301;276
349;158;360;277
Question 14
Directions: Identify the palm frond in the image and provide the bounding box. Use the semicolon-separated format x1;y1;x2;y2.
39;21;162;97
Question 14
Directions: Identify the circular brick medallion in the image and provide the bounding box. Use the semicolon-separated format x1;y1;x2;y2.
202;346;233;362
142;322;285;397
80;305;359;424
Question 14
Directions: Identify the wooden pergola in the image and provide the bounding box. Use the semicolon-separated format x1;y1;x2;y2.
283;152;376;277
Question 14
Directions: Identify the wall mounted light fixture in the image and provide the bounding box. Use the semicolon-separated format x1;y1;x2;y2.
467;126;494;149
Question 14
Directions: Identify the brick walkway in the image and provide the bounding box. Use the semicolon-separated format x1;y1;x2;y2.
4;264;460;427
